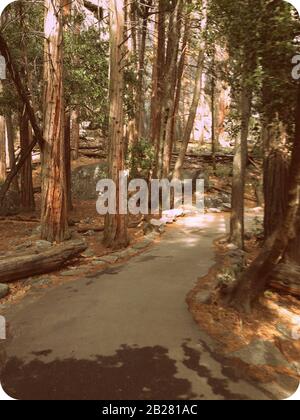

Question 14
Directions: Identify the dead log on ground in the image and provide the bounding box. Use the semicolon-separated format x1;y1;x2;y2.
0;240;87;283
77;225;104;233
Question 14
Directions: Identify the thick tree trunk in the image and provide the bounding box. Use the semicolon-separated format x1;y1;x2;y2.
65;111;73;211
135;1;152;141
229;84;300;312
150;0;166;178
0;116;6;183
41;0;70;243
161;0;183;178
263;120;289;238
104;0;129;250
230;79;252;249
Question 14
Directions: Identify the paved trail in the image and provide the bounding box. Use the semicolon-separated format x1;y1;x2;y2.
0;215;294;400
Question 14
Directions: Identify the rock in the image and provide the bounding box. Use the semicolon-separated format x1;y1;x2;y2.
162;209;183;218
15;241;33;251
83;230;95;237
72;163;108;200
160;217;175;224
35;240;52;250
32;225;42;235
91;260;106;267
195;290;211;304
143;221;154;235
113;248;136;260
276;323;294;340
0;284;9;299
26;277;52;287
146;232;160;241
99;255;119;264
150;219;166;234
230;339;290;368
132;239;152;250
0;188;20;215
208;208;222;213
226;243;239;251
60;270;77;277
222;203;231;212
81;249;94;258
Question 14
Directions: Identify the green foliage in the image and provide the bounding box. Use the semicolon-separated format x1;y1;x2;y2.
127;139;155;179
64;26;109;132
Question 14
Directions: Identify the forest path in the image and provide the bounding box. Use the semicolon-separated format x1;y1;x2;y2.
0;214;287;400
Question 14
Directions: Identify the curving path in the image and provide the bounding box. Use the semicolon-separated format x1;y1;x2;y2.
0;214;295;400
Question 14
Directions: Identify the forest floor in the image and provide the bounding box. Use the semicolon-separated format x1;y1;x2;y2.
187;215;300;389
0;212;298;400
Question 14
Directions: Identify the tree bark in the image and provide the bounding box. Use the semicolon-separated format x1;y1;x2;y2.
173;50;205;179
135;1;152;141
104;0;129;249
65;111;73;211
263;119;289;238
161;0;183;178
0;240;87;283
20;109;35;211
0;116;6;183
71;108;80;160
150;0;166;177
5;113;19;192
0;34;44;204
229;84;300;312
230;78;252;249
172;0;207;179
41;0;70;243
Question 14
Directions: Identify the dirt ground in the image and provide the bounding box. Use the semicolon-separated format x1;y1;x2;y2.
187;237;300;384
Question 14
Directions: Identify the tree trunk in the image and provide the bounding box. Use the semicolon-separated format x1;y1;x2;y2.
161;0;183;178
0;35;44;205
71;108;80;160
263;119;289;238
211;70;217;173
5;113;19;192
104;0;129;250
0;116;6;183
135;1;152;141
0;240;87;283
169;8;191;153
172;0;207;179
150;0;166;177
229;84;300;312
173;50;205;179
230;78;252;249
20;109;35;211
65;111;73;211
41;0;70;243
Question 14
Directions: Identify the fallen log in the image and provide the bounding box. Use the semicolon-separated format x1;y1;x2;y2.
77;225;104;233
0;240;87;283
79;150;107;159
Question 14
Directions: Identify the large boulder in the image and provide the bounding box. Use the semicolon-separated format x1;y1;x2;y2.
0;185;20;216
72;163;108;200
